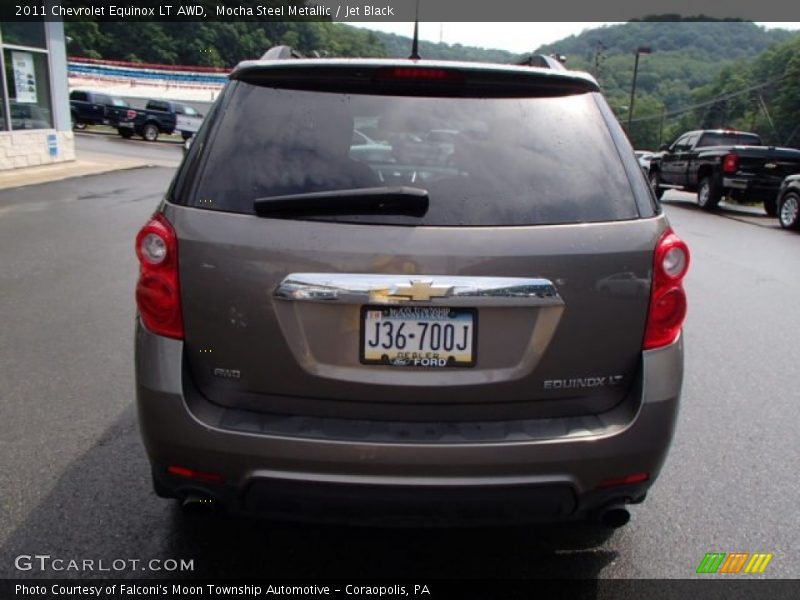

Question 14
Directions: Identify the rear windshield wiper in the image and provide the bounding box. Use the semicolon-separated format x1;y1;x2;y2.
253;186;428;217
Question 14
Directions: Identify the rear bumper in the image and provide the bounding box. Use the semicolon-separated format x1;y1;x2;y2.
135;321;683;524
722;178;781;201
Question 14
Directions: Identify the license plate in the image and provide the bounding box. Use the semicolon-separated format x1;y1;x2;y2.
360;306;476;367
119;121;133;128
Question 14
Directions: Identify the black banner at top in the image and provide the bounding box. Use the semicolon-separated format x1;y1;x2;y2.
2;0;800;22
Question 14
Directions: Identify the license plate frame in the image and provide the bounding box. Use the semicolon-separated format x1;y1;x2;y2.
359;305;477;368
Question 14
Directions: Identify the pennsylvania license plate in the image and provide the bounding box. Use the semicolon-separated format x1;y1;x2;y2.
360;306;476;367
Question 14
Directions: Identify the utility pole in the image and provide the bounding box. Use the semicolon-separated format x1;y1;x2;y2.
626;46;652;141
593;41;607;80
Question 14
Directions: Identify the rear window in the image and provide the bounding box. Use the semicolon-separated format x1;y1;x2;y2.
147;100;169;112
697;132;762;147
189;82;639;226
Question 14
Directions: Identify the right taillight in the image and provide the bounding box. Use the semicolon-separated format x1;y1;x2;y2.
644;227;690;350
135;213;183;339
126;109;137;120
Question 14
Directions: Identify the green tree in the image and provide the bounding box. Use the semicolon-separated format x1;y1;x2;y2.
771;46;800;145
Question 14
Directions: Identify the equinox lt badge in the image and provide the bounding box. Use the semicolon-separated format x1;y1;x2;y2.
543;375;623;389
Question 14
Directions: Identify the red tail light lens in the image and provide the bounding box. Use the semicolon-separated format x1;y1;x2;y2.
126;109;137;120
644;228;690;350
167;465;223;484
375;67;463;82
596;472;650;490
722;153;738;173
135;213;183;339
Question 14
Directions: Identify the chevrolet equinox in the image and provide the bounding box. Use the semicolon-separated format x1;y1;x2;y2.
134;55;689;527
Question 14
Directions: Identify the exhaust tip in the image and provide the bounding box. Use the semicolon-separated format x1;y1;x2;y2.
181;493;218;513
599;507;631;529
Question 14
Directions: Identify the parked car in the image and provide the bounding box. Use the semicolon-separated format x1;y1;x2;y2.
135;52;690;527
648;129;800;215
386;129;458;167
776;174;800;230
69;90;134;130
118;99;203;142
348;129;393;163
635;150;654;174
423;129;458;165
10;102;51;130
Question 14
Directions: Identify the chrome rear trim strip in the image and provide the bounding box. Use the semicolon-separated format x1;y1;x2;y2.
274;273;562;307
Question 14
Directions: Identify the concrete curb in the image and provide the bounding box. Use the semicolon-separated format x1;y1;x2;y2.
0;152;154;191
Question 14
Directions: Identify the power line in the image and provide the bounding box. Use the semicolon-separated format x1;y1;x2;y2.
630;73;789;123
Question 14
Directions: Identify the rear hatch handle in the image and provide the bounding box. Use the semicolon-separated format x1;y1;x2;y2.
274;274;563;307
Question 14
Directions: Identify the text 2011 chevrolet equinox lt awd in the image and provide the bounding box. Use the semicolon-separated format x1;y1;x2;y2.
134;56;690;527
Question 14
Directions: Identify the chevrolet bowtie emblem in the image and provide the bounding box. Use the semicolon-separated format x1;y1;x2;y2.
387;280;453;302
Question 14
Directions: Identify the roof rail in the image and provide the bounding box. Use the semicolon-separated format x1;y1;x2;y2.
517;54;567;70
260;45;305;60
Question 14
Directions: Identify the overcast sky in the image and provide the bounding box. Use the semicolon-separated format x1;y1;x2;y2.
350;22;800;54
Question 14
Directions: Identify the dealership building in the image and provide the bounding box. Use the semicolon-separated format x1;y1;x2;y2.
0;18;74;171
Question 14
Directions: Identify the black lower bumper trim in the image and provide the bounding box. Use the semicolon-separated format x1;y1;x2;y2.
241;478;577;526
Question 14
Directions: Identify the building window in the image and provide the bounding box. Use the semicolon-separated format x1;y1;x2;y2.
1;22;47;49
0;20;53;131
4;48;53;129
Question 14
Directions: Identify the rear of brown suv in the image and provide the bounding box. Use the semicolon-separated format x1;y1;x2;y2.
134;57;689;526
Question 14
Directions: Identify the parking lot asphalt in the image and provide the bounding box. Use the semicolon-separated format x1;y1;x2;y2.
73;130;184;167
0;170;798;579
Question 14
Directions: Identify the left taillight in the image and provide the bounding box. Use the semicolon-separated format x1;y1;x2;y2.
643;227;690;350
126;109;137;120
722;153;738;174
135;212;183;339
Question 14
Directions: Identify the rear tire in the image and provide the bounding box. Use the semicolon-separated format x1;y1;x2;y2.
778;192;800;230
649;170;665;199
763;196;778;218
142;123;159;142
697;176;721;210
